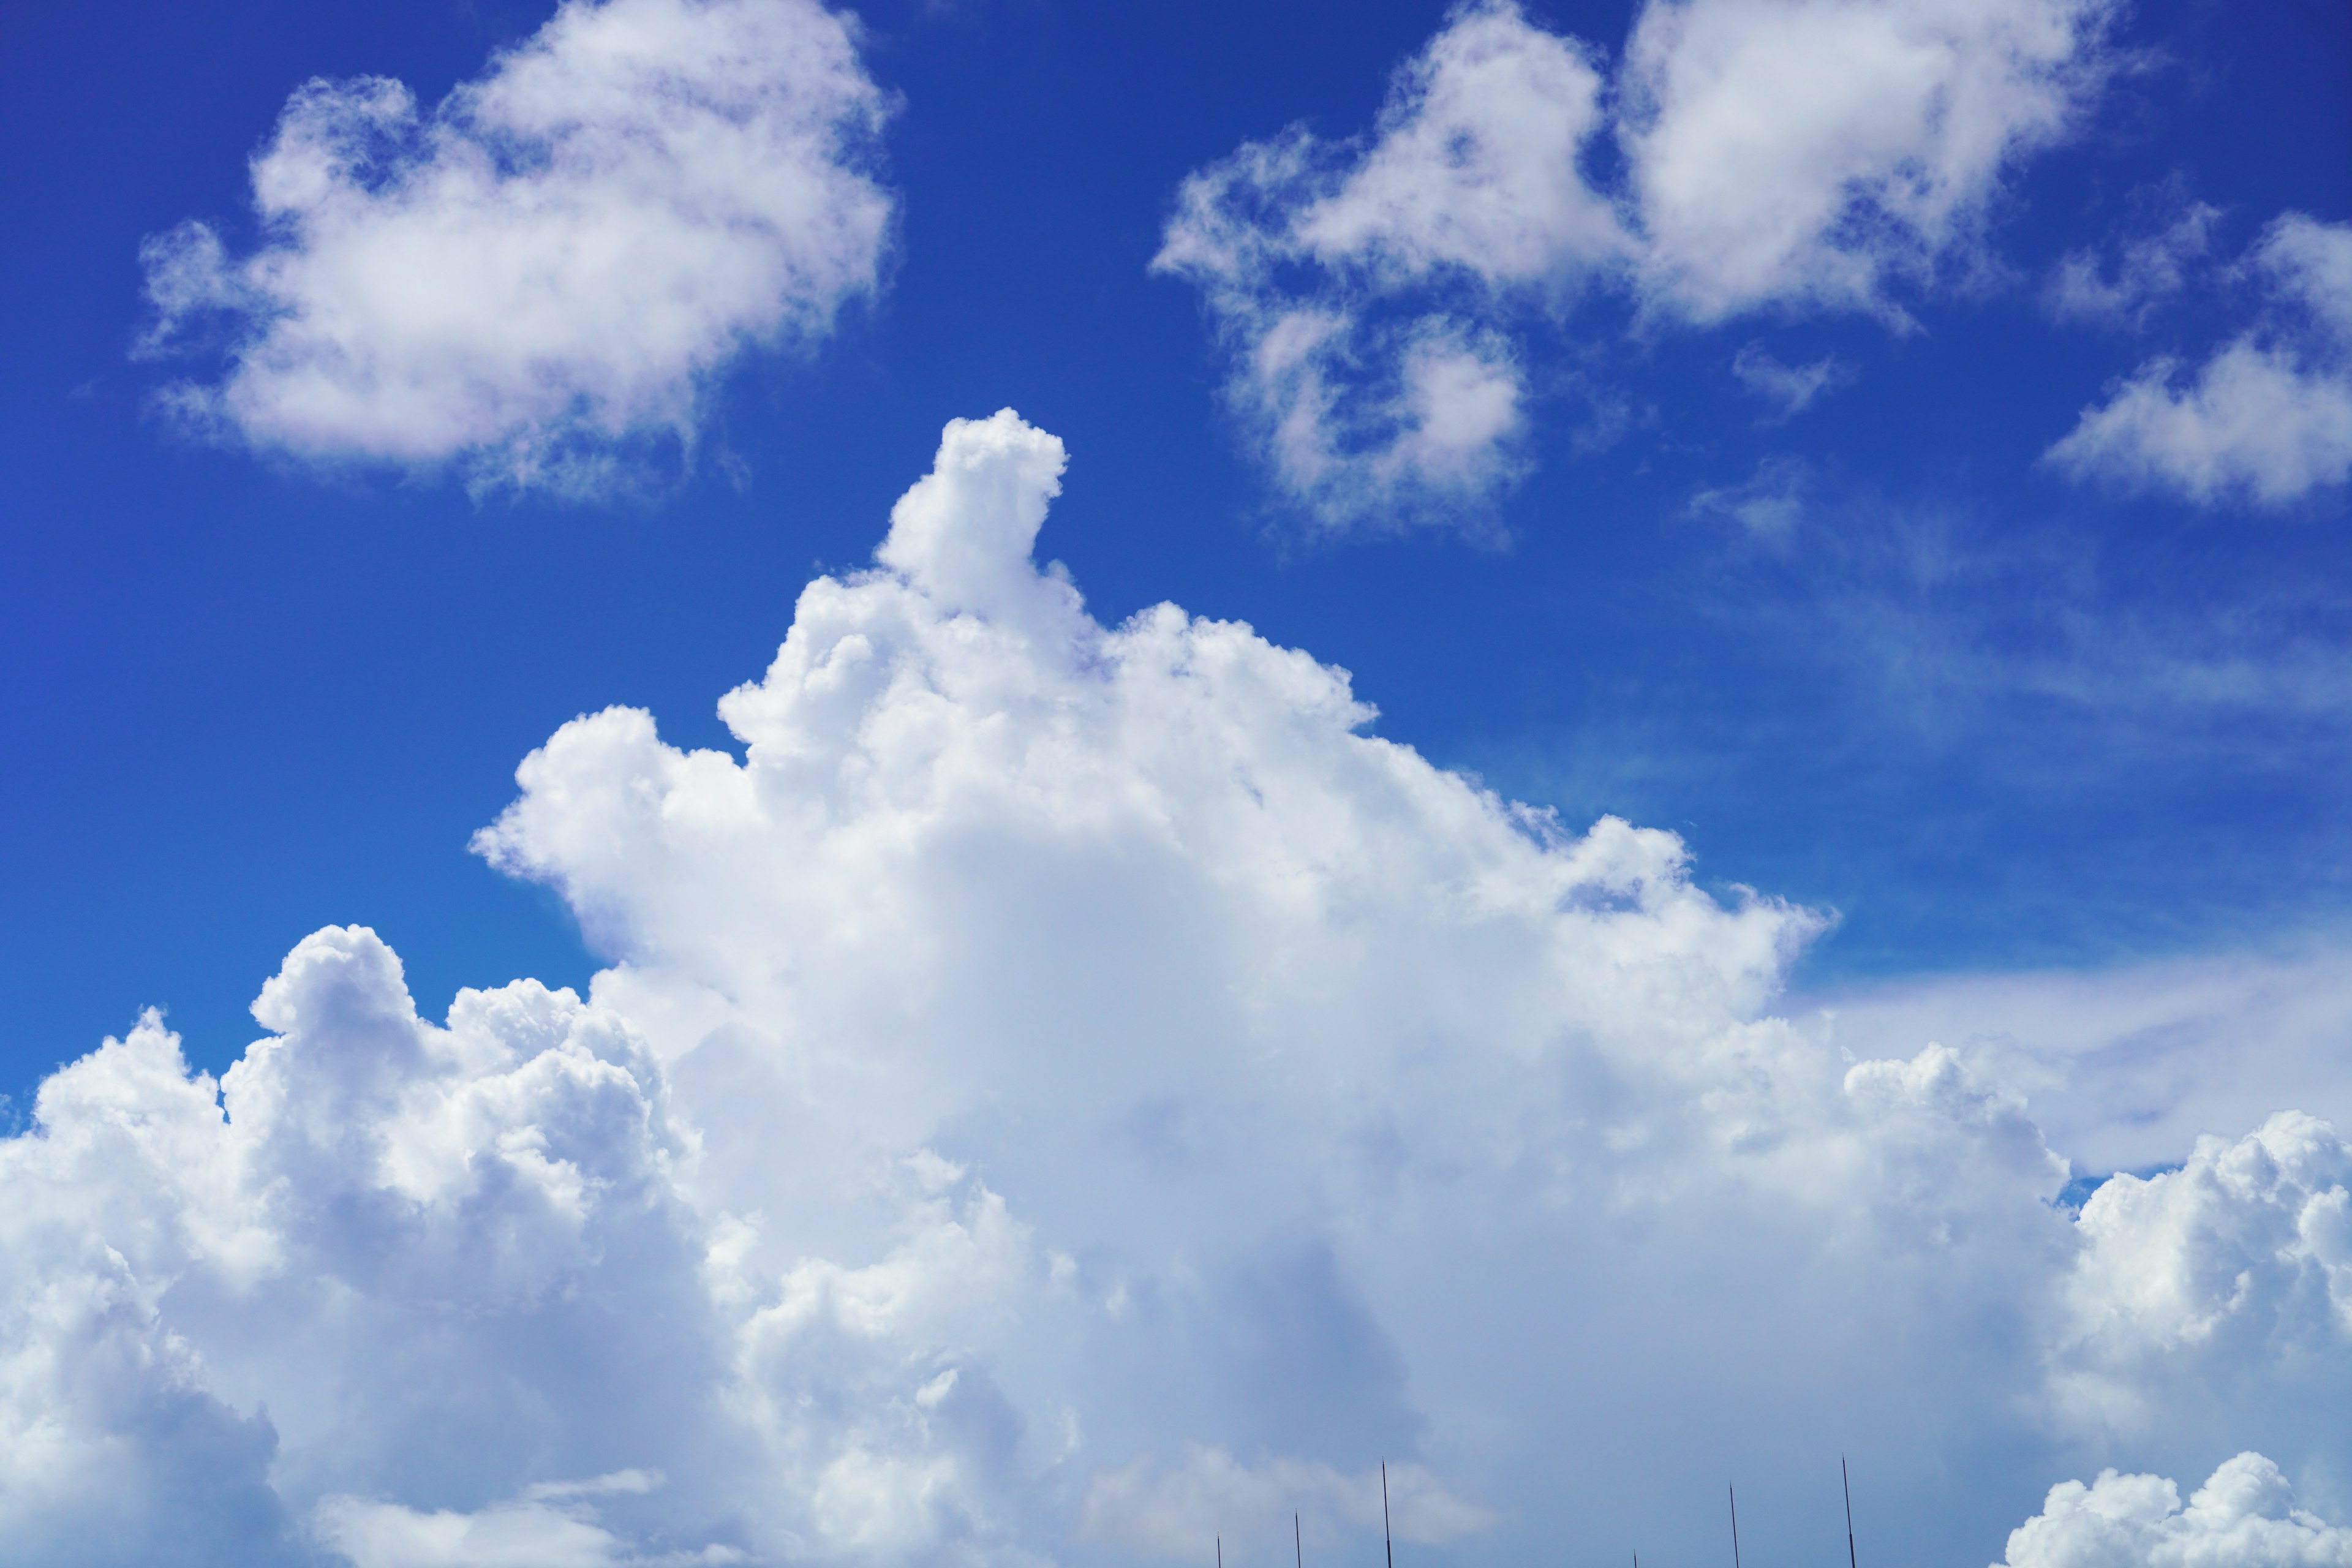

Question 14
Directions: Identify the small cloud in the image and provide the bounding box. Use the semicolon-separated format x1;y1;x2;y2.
1730;342;1853;417
2046;190;2222;327
137;0;894;499
1152;2;1613;533
1689;454;1809;538
1621;0;2120;322
2048;213;2352;506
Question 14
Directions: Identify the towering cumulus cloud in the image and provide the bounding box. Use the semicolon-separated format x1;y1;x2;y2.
4;414;2349;1564
1158;0;2116;526
137;0;891;493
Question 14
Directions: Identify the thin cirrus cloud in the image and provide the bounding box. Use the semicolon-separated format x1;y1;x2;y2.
2048;214;2352;507
1155;0;2117;530
136;0;893;496
4;412;2349;1564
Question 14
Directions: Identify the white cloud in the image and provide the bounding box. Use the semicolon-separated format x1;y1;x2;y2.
317;1472;747;1568
7;413;2352;1562
1802;940;2352;1176
2049;215;2352;505
2053;1113;2352;1444
1286;11;1628;289
1158;0;2116;524
1621;0;2117;320
138;0;892;495
1153;2;1609;528
1999;1453;2352;1568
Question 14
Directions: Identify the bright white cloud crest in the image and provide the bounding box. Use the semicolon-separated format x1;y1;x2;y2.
2000;1453;2352;1568
5;414;2351;1564
138;0;891;492
1158;0;2114;525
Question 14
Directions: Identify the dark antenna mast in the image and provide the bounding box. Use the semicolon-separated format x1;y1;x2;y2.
1295;1511;1303;1568
1842;1458;1859;1568
1728;1483;1742;1568
1216;1535;1221;1568
1381;1461;1395;1568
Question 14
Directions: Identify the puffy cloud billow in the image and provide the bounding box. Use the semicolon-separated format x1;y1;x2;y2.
137;0;892;494
2000;1453;2352;1568
7;413;2351;1565
1156;0;2115;526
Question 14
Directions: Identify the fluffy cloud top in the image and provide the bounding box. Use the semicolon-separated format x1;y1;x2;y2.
1158;0;2113;524
138;0;891;494
2000;1453;2352;1568
5;413;2350;1564
2049;215;2352;506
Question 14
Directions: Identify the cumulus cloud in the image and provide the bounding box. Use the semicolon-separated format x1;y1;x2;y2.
137;0;891;494
2049;215;2352;505
1999;1453;2352;1568
1158;0;2114;525
2052;1112;2352;1448
1619;0;2115;320
1152;4;1613;528
6;412;2350;1563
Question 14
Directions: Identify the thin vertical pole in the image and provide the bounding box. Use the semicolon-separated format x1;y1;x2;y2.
1216;1536;1221;1568
1728;1483;1741;1568
1382;1461;1395;1568
1295;1511;1303;1568
1843;1458;1858;1568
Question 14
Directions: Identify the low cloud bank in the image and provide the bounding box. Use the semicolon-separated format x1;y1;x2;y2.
3;413;2347;1564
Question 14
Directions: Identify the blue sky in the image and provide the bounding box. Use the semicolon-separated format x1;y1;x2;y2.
4;1;2352;1564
